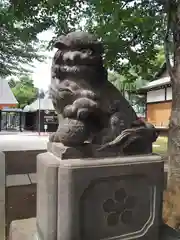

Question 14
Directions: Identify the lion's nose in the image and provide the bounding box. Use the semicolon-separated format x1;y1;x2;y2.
63;51;82;62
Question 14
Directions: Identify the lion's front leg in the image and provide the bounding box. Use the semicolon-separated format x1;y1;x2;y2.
63;97;100;121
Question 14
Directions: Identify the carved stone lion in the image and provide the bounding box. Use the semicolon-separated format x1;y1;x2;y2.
49;31;158;155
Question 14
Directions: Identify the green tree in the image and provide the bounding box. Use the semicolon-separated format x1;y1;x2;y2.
108;47;165;92
5;0;165;80
9;75;38;108
108;72;125;90
0;1;52;76
81;1;165;81
8;78;16;88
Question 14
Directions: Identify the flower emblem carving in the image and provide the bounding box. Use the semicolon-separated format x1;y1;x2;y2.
103;188;136;226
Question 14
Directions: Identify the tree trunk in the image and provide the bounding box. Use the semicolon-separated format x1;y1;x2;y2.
168;2;180;186
168;81;180;185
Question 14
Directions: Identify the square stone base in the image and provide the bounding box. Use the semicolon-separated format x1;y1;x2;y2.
57;155;164;240
36;143;164;240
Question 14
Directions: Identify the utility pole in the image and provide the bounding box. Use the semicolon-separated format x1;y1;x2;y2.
38;89;41;136
38;89;45;136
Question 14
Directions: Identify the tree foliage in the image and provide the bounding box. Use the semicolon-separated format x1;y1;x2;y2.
9;75;38;108
3;0;167;94
3;0;165;81
0;0;52;76
108;47;165;94
82;1;165;81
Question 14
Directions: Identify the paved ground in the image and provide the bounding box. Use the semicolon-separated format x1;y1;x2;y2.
0;131;49;151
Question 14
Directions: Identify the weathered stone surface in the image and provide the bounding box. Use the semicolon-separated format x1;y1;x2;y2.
49;31;158;155
36;145;97;240
10;219;180;240
47;142;144;159
36;152;60;240
47;142;85;159
57;154;164;240
9;218;36;240
0;152;5;240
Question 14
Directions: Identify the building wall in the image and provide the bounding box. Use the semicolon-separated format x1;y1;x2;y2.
0;104;17;109
145;82;173;127
147;101;172;127
144;65;173;127
147;89;165;103
166;87;172;100
0;80;18;106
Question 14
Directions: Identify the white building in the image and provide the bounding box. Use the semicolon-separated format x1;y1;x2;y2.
0;79;18;109
139;63;171;127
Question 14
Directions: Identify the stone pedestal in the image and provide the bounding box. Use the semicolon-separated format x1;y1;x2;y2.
35;143;164;240
9;142;169;240
0;152;5;240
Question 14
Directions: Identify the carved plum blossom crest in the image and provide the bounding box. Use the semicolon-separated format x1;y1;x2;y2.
103;188;136;226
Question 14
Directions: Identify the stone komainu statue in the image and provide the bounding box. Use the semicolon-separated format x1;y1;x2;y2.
49;31;158;155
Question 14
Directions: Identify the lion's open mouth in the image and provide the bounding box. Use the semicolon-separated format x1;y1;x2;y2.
59;65;96;73
59;87;73;94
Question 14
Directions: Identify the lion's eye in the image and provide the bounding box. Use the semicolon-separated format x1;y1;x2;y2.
81;49;93;55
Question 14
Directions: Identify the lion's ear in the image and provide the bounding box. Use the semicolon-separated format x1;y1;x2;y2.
54;35;67;49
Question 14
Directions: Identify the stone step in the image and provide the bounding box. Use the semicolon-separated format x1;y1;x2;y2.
9;218;36;240
6;175;37;238
6;174;37;187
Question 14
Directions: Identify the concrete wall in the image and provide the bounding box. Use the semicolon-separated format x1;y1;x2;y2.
5;150;44;175
4;149;45;237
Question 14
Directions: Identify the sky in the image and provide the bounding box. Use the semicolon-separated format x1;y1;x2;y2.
31;29;56;91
